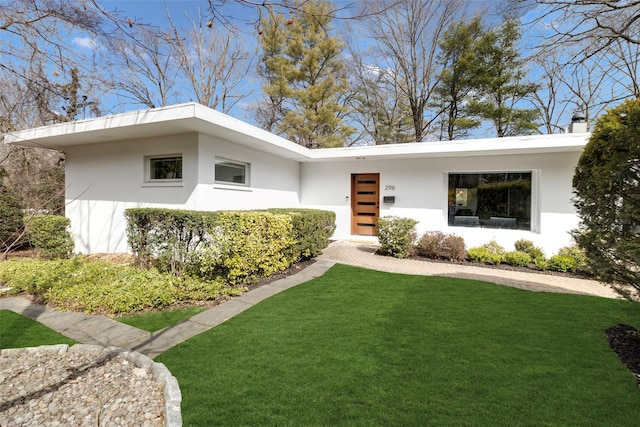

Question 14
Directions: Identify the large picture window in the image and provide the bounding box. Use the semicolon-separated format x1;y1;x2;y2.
215;159;249;186
147;155;182;181
448;172;532;230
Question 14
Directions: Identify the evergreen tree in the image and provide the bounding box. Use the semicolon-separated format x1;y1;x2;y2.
573;99;640;297
0;167;24;251
434;17;484;140
346;60;414;145
256;0;354;148
468;19;540;137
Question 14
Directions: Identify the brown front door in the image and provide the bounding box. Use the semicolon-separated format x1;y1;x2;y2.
351;173;380;235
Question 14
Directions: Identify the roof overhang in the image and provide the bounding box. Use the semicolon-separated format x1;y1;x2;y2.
4;102;589;162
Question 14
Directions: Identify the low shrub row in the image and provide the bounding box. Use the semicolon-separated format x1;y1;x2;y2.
0;257;243;315
377;215;588;273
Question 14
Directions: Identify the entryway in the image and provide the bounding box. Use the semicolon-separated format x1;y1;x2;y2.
351;173;380;236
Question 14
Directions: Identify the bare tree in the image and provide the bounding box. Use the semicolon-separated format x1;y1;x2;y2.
604;38;640;99
512;1;640;54
167;10;253;112
365;0;464;142
105;27;180;109
529;49;572;134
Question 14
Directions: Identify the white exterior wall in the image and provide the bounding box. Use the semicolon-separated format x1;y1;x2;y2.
65;133;301;253
300;151;581;256
193;133;300;211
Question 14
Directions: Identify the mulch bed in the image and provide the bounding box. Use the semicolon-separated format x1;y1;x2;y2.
605;324;640;387
406;253;594;280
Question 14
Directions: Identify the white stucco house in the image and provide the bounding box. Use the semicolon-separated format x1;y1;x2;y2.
4;102;590;256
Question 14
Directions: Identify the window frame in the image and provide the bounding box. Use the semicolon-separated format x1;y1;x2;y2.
144;154;183;184
446;170;537;232
214;157;250;187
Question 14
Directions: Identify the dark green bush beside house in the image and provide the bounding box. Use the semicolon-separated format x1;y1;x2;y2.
26;215;74;259
0;170;24;251
573;99;640;295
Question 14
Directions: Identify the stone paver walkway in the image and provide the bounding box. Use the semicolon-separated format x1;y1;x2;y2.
317;240;622;299
0;240;625;358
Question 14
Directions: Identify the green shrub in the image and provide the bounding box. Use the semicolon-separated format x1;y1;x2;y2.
0;257;242;315
264;208;336;260
513;239;545;260
514;239;535;253
0;172;24;250
467;247;492;263
125;208;217;273
547;254;579;272
26;215;74;259
416;232;466;261
377;216;418;258
196;211;296;285
504;251;533;267
535;258;549;271
557;245;588;270
467;241;505;264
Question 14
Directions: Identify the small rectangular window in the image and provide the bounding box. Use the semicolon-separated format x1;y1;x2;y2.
215;159;249;186
448;172;532;231
147;155;182;181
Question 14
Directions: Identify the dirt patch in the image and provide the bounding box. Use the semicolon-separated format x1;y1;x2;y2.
605;324;640;387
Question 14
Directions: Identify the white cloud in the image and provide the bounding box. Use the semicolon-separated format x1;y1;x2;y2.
73;37;98;50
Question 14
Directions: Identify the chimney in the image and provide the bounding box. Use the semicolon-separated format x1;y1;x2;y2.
568;112;588;133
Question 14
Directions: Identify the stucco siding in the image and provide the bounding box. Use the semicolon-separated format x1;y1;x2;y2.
300;151;581;255
65;133;301;253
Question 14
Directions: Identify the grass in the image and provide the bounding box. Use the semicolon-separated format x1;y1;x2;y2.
116;306;208;332
156;264;640;427
0;309;76;349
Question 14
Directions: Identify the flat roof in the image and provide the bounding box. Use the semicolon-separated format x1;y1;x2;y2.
4;102;589;162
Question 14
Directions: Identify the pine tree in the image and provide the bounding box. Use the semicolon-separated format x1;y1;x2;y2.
434;17;484;140
256;0;354;148
468;19;540;137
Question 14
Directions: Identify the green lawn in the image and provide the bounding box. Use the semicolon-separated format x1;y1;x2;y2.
157;264;640;427
116;306;208;332
0;309;76;349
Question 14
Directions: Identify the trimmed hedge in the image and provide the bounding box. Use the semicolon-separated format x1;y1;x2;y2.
195;211;295;285
263;208;336;260
125;207;336;283
124;208;217;273
26;215;74;259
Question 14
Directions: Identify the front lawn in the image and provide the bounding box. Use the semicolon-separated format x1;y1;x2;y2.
157;264;640;426
0;310;76;349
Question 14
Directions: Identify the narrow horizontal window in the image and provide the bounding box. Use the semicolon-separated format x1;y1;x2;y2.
146;155;182;181
215;159;249;186
448;172;532;231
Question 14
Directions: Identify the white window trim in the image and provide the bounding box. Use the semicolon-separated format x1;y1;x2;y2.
144;154;183;185
214;157;251;187
443;170;540;233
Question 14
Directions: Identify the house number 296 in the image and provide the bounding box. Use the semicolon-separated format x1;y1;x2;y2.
385;185;396;191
